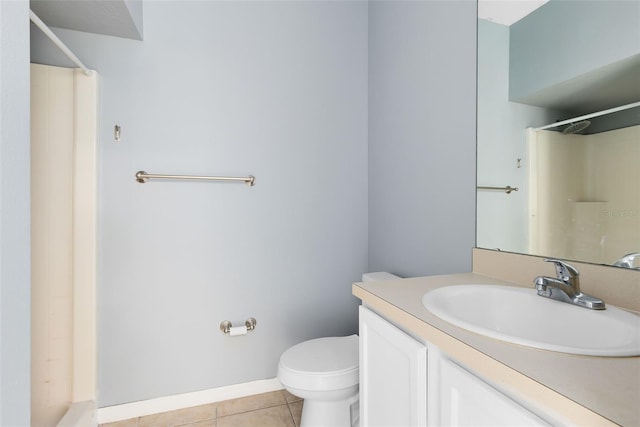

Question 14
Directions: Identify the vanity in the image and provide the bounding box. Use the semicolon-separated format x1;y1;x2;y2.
353;249;640;426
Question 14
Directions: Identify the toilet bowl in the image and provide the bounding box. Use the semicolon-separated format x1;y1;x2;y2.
278;335;359;427
277;272;400;427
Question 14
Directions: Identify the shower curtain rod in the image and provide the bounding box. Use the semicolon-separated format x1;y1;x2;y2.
534;101;640;131
29;10;92;76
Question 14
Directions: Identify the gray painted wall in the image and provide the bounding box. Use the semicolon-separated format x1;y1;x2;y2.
510;0;640;103
29;0;480;408
0;1;31;425
32;1;368;407
368;0;477;277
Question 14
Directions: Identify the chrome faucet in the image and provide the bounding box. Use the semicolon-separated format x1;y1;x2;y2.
613;252;640;269
534;259;605;310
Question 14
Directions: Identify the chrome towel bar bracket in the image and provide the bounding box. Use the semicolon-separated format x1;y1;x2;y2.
135;171;255;186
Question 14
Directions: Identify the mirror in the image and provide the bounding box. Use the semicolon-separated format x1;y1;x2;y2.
476;0;640;268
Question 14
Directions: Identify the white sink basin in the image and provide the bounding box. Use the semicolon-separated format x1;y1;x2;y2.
422;284;640;356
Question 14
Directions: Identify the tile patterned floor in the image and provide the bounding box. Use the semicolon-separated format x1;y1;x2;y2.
99;390;303;427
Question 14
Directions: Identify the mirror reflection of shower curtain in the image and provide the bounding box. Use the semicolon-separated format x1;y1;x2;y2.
527;126;640;265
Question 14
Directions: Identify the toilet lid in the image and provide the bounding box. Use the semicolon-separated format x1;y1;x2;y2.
280;335;359;375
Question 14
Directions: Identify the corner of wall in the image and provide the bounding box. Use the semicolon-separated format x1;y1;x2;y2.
124;0;143;40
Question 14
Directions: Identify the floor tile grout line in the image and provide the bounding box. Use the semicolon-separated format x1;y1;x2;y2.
285;403;297;427
216;402;292;420
100;393;303;426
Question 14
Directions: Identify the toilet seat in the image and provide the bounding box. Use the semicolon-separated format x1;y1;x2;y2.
278;335;359;392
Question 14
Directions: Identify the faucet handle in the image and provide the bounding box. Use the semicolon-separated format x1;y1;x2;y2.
613;252;640;269
543;258;579;281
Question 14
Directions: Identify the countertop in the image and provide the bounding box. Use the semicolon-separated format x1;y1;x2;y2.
352;273;640;426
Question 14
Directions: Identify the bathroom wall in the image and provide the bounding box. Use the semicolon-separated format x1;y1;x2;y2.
0;1;31;425
476;19;563;254
367;0;477;277
32;1;369;407
30;0;485;409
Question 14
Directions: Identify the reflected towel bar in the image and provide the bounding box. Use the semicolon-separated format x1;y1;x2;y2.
135;171;255;186
477;185;518;194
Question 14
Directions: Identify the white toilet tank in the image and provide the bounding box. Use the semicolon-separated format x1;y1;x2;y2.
362;272;400;282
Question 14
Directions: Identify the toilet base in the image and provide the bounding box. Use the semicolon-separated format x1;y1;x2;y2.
300;394;359;427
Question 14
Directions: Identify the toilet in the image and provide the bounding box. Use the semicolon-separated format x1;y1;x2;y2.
277;272;400;427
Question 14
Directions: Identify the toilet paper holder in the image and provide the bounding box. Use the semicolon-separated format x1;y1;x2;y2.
220;317;257;335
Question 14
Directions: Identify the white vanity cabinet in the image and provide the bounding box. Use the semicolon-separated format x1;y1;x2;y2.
359;305;552;427
359;306;428;426
435;355;550;426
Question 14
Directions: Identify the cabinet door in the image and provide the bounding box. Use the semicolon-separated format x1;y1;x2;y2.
439;357;549;426
359;306;427;427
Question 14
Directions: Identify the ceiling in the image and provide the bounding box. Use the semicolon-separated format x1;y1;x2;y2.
30;0;143;40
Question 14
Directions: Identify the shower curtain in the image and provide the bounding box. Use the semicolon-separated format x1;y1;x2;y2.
527;126;640;265
31;63;97;427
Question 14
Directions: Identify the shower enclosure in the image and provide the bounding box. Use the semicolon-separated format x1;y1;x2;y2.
30;63;97;427
527;102;640;265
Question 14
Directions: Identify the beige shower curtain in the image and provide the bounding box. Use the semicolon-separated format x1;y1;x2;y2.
31;63;97;426
527;126;640;265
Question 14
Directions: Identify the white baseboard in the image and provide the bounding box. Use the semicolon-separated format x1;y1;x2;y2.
97;378;284;424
